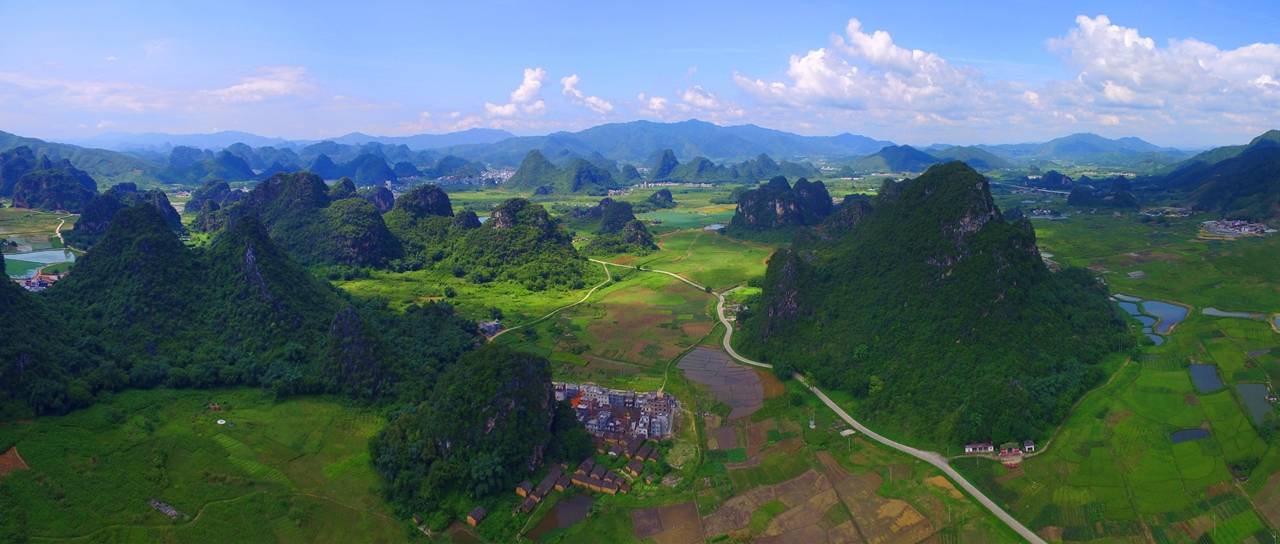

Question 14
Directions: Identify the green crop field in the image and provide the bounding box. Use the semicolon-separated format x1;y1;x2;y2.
634;229;775;291
0;388;409;544
950;210;1280;543
0;207;72;251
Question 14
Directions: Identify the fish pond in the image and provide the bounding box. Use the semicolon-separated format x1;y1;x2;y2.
1236;383;1273;426
1113;294;1190;343
1170;428;1211;444
1188;364;1224;394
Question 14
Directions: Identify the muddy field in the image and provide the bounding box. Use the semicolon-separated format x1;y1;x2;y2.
677;347;764;419
0;447;29;477
632;502;705;544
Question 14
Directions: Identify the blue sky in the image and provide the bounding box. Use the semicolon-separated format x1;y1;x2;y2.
2;0;1279;147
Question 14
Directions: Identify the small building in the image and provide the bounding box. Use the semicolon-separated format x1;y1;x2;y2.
625;459;644;477
517;496;537;514
589;464;606;480
515;480;533;497
555;474;571;491
963;442;994;454
1023;440;1036;453
576;458;595;475
467;506;487;527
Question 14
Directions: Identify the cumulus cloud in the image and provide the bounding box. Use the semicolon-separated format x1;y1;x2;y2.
733;18;991;116
485;67;547;117
637;93;669;115
561;74;614;114
675;85;743;119
202;66;314;103
1049;14;1280;114
0;71;167;111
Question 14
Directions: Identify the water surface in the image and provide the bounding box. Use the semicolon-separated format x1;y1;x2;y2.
4;249;75;278
1170;428;1210;444
1237;383;1272;426
1142;301;1188;334
525;494;593;540
1188;364;1224;394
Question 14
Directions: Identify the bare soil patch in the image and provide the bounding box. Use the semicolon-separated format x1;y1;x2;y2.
1251;471;1280;529
709;426;738;451
924;475;963;499
631;502;704;544
757;369;786;399
826;468;935;544
0;447;29;476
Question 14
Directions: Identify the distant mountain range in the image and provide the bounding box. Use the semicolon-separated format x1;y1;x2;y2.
1;122;1219;190
1143;130;1280;221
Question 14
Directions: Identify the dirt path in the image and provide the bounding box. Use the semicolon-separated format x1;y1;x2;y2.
488;261;613;341
593;258;1046;543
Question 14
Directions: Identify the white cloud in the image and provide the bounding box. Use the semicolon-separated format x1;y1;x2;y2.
202;66;313;103
733;18;989;116
485;67;548;117
637;93;669;115
1049;15;1280;114
561;74;614;114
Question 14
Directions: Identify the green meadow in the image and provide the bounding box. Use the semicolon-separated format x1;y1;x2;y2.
0;388;408;544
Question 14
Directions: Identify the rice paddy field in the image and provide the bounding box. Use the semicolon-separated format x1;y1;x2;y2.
0;388;407;544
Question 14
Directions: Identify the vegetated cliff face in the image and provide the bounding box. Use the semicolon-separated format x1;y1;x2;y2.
740;162;1128;446
369;345;569;515
446;198;587;289
201;171;401;267
1153;137;1280;222
11;156;98;212
729;176;833;230
577;198;657;255
505;150;616;194
67;184;183;248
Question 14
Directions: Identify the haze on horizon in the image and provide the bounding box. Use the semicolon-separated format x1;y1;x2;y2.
2;0;1278;148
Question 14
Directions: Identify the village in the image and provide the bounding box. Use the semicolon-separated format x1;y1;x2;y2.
554;381;678;441
1201;219;1277;238
455;383;679;530
963;439;1038;467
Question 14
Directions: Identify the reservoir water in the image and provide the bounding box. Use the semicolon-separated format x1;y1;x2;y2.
525;494;593;540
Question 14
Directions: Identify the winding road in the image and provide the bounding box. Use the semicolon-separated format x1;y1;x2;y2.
592;259;1045;543
488;261;613;341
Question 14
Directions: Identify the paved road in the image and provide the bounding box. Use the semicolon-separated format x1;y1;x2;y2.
598;260;1045;543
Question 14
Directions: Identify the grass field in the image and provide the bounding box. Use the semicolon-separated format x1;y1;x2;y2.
0;388;409;544
632;229;775;291
335;265;605;323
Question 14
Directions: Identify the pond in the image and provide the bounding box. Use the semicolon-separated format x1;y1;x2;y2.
1188;364;1224;394
1237;383;1272;426
525;494;593;540
1115;299;1164;345
4;249;76;278
1203;307;1264;320
1170;428;1211;444
1141;300;1188;334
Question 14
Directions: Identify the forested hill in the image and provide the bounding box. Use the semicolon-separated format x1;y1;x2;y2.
739;162;1129;446
2;205;479;418
1145;130;1280;222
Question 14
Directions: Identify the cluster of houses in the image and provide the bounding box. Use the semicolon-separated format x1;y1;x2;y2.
555;382;677;441
1141;206;1192;218
964;440;1037;467
148;498;185;519
15;271;65;292
1202;219;1276;238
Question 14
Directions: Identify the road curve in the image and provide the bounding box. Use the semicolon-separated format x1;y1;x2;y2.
488;261;612;341
593;258;1045;543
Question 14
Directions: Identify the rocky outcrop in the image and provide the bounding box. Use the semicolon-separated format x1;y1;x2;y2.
651;149;679;180
363;186;395;213
326;305;386;399
729;176;833;230
395;184;453;218
329;177;358;200
11;157;97;212
648;188;676;208
452;210;482;229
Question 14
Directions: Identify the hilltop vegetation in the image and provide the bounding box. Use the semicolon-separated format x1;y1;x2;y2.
66;182;183;247
739;162;1129;445
571;198;657;255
